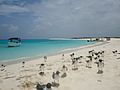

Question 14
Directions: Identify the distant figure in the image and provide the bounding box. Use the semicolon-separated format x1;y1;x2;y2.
97;59;104;74
44;56;47;62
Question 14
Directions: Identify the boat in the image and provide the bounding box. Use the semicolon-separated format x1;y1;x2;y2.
8;38;21;47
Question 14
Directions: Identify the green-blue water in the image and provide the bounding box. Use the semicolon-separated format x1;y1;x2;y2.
0;39;94;62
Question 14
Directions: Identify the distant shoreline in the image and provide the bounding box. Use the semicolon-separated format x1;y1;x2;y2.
0;40;109;66
0;37;120;40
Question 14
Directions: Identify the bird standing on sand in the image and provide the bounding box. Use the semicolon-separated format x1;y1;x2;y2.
72;58;79;70
44;56;47;62
88;50;94;56
39;63;45;76
62;65;68;73
112;50;117;56
45;83;52;90
52;71;60;84
39;64;45;72
22;61;25;68
101;51;105;57
86;56;92;68
0;64;6;71
36;83;52;90
70;53;75;60
61;65;68;78
94;53;99;63
62;54;64;60
97;59;104;74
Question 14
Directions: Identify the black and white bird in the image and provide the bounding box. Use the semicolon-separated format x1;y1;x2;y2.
70;53;75;60
86;56;92;68
36;83;52;90
0;64;6;71
52;71;60;84
97;59;104;74
112;50;118;56
39;63;45;72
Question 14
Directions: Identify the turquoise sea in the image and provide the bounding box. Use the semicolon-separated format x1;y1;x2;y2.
0;39;94;62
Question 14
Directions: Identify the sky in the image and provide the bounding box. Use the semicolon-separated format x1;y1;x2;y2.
0;0;120;39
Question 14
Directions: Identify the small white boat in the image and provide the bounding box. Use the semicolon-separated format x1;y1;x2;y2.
8;38;21;47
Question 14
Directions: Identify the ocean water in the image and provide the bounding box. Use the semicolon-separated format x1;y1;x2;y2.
0;39;94;62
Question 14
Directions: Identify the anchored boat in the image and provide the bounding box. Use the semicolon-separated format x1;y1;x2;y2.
8;38;21;47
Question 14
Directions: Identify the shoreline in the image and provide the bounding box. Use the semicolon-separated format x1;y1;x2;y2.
0;39;90;64
0;41;109;66
0;39;120;90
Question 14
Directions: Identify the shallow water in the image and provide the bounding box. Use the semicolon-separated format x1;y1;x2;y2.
0;39;94;61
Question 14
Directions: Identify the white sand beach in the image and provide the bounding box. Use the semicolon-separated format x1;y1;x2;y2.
0;38;120;90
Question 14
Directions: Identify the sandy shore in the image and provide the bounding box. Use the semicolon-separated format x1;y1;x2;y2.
0;38;120;90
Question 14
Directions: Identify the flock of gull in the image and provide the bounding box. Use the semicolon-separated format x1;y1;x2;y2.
35;49;118;90
0;49;119;90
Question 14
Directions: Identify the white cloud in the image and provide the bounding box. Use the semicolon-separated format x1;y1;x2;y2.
25;0;120;37
1;24;18;33
0;4;29;15
8;24;18;32
1;0;120;37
